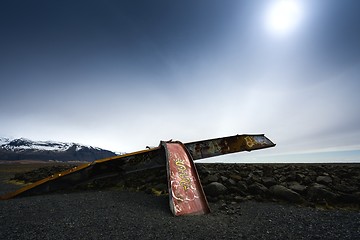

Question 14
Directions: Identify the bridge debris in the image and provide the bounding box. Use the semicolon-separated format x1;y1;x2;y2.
0;134;275;215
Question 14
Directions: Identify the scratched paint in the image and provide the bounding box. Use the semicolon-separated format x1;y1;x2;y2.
164;142;210;216
186;134;275;160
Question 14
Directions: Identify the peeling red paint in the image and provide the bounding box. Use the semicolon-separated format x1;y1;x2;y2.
164;142;210;216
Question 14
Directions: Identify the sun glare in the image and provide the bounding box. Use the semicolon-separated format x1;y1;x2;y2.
265;0;304;36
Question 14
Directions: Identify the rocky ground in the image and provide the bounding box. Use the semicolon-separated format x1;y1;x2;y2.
1;163;360;239
8;163;360;210
197;163;360;210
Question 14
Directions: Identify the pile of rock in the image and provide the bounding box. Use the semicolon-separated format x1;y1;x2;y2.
105;163;360;209
196;164;360;208
12;163;360;209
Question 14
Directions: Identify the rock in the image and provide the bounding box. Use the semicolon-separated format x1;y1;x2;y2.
333;183;358;193
234;196;245;202
220;176;228;182
246;173;261;184
270;185;303;203
226;178;237;186
196;164;211;175
295;173;305;182
237;181;248;193
253;170;263;176
286;173;297;182
316;176;333;185
262;166;273;176
303;176;312;185
229;174;242;181
227;186;247;197
308;170;317;177
204;182;227;197
288;182;307;194
202;175;219;184
337;193;360;204
219;203;228;210
307;183;339;203
337;169;353;178
206;196;218;203
262;177;277;187
248;183;268;195
278;176;287;183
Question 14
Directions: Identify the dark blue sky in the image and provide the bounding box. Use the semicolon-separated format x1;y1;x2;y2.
1;1;238;79
1;0;360;162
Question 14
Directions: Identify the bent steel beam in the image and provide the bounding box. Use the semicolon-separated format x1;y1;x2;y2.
0;134;275;200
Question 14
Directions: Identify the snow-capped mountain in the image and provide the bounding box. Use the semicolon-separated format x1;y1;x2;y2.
0;137;117;162
0;137;12;146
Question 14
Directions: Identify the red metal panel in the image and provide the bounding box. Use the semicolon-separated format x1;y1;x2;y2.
163;142;210;216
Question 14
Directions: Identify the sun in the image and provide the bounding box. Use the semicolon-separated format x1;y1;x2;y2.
265;0;304;36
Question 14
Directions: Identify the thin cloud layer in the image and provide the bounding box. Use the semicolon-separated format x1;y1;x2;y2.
0;1;359;162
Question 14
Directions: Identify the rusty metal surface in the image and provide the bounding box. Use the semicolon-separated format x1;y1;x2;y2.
0;148;163;200
185;134;275;160
163;141;210;216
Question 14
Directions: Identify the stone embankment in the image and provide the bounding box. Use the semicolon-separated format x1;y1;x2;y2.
196;164;360;209
11;163;360;209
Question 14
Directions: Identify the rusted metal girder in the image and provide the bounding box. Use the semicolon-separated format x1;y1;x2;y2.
0;134;275;200
186;134;275;160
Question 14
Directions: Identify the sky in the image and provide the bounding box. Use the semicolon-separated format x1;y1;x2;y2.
1;0;360;163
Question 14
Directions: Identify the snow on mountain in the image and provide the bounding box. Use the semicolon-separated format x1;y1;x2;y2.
0;137;117;161
1;138;86;152
0;137;107;152
2;138;74;152
0;137;11;146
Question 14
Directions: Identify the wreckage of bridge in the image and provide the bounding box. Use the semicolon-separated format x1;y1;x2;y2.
1;134;275;216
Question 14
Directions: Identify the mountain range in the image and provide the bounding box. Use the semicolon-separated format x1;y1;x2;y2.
0;137;117;162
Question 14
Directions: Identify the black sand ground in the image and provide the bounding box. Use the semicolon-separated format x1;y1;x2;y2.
0;163;359;240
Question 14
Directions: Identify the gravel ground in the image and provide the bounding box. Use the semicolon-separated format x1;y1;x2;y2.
1;187;359;240
1;165;360;240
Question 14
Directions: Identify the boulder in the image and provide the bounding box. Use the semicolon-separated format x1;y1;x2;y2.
248;183;268;195
270;185;303;203
237;181;248;193
220;176;228;182
295;173;306;183
288;182;307;194
226;178;237;186
204;182;227;197
229;174;242;181
337;193;360;204
202;175;219;184
227;186;246;196
307;183;339;203
196;164;211;175
253;170;263;176
333;183;358;193
316;176;333;185
303;176;312;185
234;196;245;203
262;177;277;187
